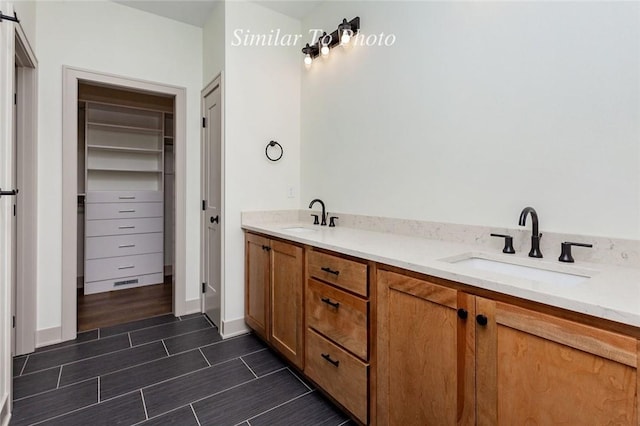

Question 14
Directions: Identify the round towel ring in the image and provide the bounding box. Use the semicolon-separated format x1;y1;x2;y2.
265;140;283;162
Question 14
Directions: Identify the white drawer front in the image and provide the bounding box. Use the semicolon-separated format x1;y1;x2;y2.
85;217;163;237
86;190;163;204
84;272;164;295
85;253;163;282
86;233;163;259
86;202;162;220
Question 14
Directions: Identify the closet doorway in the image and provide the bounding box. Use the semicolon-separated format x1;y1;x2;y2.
76;83;175;331
62;67;188;341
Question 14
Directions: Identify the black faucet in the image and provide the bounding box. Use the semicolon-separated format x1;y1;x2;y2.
309;199;327;226
519;207;542;258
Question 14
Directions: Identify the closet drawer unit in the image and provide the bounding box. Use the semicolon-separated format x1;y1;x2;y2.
85;252;163;282
305;328;368;424
84;272;164;295
85;233;163;259
86;190;163;204
306;278;369;360
86;202;163;220
308;251;368;297
85;217;163;237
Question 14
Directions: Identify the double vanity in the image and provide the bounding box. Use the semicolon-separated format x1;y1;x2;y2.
242;208;640;425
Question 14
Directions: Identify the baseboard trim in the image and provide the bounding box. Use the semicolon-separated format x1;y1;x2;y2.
221;317;249;339
1;394;10;426
36;326;62;348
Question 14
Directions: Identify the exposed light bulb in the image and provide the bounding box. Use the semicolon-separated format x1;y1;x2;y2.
320;44;330;56
304;54;312;66
341;29;351;45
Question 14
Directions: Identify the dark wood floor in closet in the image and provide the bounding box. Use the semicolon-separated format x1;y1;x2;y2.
77;278;173;331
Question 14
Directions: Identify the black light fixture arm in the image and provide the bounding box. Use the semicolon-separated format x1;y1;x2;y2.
0;11;19;23
301;16;360;60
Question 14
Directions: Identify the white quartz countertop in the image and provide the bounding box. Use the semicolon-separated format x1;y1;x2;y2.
242;221;640;329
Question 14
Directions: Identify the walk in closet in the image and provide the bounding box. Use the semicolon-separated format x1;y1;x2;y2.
76;83;175;328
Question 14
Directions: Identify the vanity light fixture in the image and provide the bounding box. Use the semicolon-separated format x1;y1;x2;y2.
301;16;360;67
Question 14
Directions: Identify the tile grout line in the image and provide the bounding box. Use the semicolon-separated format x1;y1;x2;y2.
12;376;100;403
245;389;314;423
18;340;156;379
98;376;101;403
31;315;198;356
161;340;170;356
337;420;351;426
239;356;259;379
19;354;29;376
128;332;133;348
27;383;137;426
190;404;202;426
247;420;253;426
199;348;211;367
20;326;218;378
286;367;314;392
140;389;149;420
56;365;63;389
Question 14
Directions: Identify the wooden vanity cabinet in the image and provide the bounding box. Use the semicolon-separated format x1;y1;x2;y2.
305;250;370;424
244;233;304;369
377;268;640;425
475;297;638;425
376;269;475;425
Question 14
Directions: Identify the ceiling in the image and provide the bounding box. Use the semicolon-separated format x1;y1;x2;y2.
112;0;325;28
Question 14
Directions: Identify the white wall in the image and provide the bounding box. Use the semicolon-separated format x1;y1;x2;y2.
301;1;640;239
223;1;301;325
12;1;36;50
35;1;202;332
203;0;225;85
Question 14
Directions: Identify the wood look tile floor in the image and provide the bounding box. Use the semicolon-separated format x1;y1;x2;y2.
11;314;352;426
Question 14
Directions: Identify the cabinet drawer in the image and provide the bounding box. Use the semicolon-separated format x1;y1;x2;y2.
86;202;162;220
85;253;162;282
84;272;164;295
308;251;368;297
306;278;368;360
305;328;368;424
86;233;163;259
85;217;163;237
86;190;163;204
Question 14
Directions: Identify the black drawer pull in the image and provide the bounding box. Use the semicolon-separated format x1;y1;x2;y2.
118;225;135;229
320;267;340;276
476;314;488;326
261;245;271;252
321;297;340;309
321;353;340;367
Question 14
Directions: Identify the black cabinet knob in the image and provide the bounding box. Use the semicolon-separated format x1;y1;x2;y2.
476;314;488;326
457;308;468;320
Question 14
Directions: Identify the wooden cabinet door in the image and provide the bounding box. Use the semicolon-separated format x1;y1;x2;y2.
376;270;475;425
270;240;304;368
476;297;638;425
245;233;270;340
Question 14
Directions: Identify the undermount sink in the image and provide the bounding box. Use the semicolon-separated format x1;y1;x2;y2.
447;254;593;286
281;226;318;233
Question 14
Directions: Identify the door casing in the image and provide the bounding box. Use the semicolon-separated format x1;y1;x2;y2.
61;67;188;342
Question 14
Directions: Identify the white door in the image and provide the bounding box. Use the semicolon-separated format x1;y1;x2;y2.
202;79;222;327
10;63;18;355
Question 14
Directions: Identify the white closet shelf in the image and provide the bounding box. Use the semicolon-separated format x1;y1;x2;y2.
88;167;163;173
87;122;163;134
87;145;162;154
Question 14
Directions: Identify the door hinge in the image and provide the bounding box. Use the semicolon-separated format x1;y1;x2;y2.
202;282;206;293
12;316;15;328
202;200;206;211
13;204;16;216
202;117;206;128
14;93;17;105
